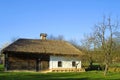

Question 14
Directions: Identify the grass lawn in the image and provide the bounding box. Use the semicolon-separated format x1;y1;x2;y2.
0;65;4;71
0;65;120;80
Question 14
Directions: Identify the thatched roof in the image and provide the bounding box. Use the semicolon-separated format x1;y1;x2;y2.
2;39;83;56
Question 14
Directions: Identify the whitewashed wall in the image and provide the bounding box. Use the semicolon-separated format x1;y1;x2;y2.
49;55;81;69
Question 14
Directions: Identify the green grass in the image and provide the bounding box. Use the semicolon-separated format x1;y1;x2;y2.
0;65;120;80
0;64;4;71
0;71;120;80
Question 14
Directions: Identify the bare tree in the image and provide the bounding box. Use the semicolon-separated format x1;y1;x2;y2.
80;16;119;75
112;35;120;63
11;37;19;42
93;16;119;75
0;42;11;64
80;34;96;68
48;34;64;40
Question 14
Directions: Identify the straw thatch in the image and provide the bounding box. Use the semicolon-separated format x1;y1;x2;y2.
3;38;83;56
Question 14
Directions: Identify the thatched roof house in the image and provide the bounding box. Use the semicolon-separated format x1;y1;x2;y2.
2;34;84;72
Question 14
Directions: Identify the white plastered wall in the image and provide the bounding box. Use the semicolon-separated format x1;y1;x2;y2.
49;55;81;69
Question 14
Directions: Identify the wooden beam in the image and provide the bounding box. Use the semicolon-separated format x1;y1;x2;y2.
4;53;8;71
36;58;39;72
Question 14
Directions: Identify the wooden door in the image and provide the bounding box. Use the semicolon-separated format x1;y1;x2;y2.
39;60;49;70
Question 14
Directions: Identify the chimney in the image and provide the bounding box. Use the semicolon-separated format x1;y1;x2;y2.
40;33;47;40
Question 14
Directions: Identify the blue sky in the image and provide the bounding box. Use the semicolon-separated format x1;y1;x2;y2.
0;0;120;48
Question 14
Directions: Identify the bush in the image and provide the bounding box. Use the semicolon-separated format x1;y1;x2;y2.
85;64;105;71
109;67;120;72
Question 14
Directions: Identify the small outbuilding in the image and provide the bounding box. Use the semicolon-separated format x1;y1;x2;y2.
2;33;84;72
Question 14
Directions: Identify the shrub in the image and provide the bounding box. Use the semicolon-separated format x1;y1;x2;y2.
85;64;103;71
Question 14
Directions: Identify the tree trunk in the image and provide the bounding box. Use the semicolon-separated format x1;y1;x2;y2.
104;63;108;76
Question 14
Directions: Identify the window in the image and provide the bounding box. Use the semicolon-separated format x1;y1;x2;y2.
72;61;76;67
58;61;62;67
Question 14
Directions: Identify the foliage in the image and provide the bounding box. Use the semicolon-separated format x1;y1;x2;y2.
85;64;104;71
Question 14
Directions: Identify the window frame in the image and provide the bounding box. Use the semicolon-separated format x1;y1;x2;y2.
72;61;76;67
58;61;62;67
